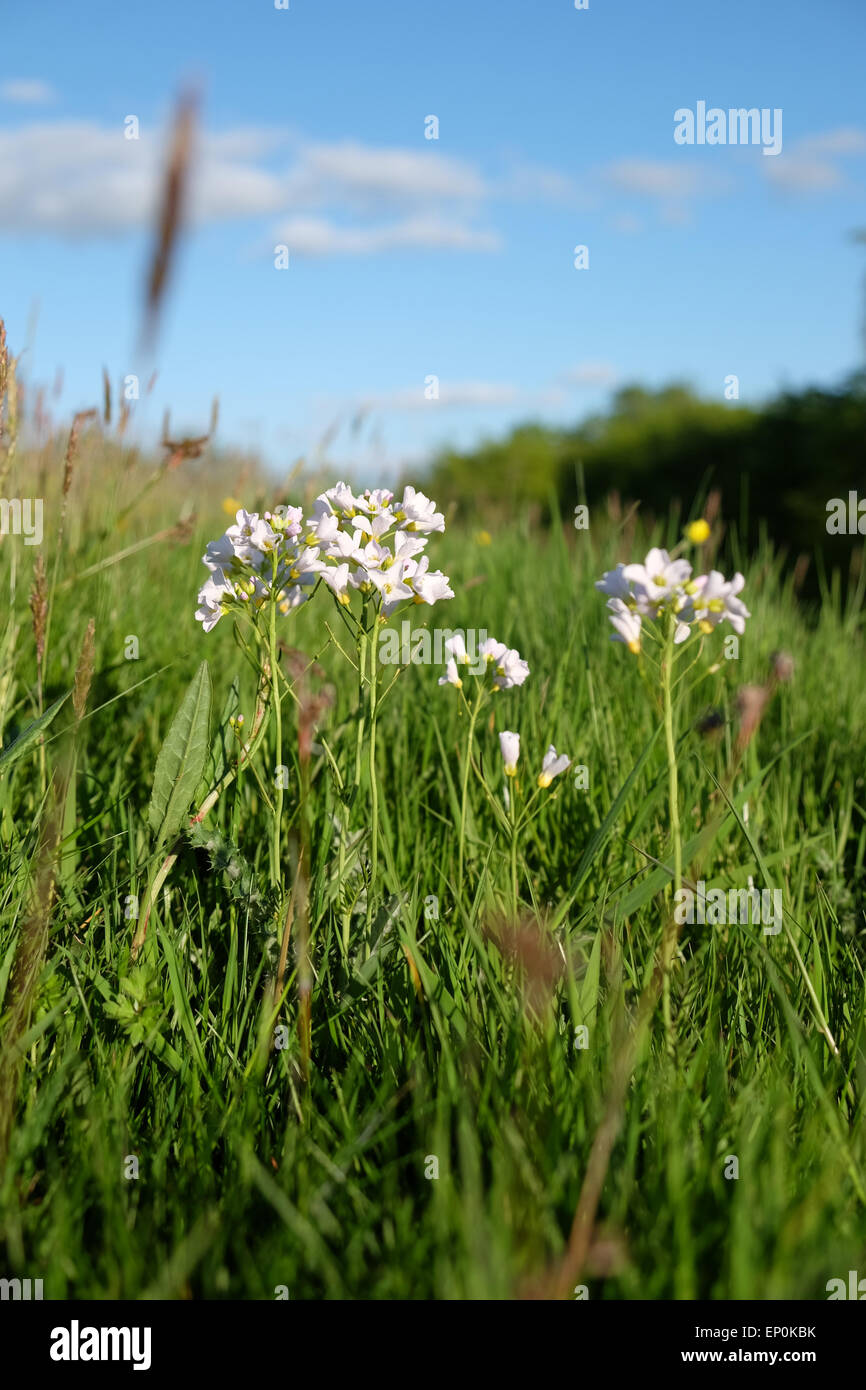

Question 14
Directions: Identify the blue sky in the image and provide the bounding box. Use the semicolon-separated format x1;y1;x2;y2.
1;0;865;480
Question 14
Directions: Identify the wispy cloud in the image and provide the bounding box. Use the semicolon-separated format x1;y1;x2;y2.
332;362;618;417
275;215;500;257
764;126;866;194
0;78;57;105
559;362;619;387
496;160;586;205
798;127;866;157
599;158;731;227
0;120;543;253
356;381;526;412
608;212;644;235
284;140;487;207
0;121;301;234
604;159;730;200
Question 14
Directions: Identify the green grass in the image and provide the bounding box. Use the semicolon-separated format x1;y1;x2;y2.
1;473;865;1300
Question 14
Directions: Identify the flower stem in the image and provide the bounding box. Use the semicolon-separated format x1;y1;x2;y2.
268;574;283;893
660;620;682;1056
368;622;380;903
509;782;519;918
354;626;367;793
458;691;482;897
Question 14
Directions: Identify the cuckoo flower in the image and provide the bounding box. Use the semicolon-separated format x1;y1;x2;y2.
304;481;452;620
596;543;752;1056
691;571;750;635
499;730;520;777
537;746;571;788
196;507;319;631
597;546;750;654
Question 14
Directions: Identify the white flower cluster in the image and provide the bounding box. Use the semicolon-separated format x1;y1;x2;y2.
499;731;571;789
304;482;454;616
196;506;320;632
596;547;750;655
195;483;454;631
438;633;530;691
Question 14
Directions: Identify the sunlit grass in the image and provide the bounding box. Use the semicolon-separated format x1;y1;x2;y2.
0;446;865;1299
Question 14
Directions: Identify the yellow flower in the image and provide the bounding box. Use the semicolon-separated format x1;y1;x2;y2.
685;519;710;544
475;529;492;546
222;496;242;516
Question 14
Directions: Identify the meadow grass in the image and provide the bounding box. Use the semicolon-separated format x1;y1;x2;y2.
1;446;865;1300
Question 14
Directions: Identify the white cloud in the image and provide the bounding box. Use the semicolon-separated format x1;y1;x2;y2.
559;362;619;388
349;366;617;415
0;118;593;254
797;127;866;157
358;381;523;412
0;78;57;105
609;212;643;235
604;159;728;200
497;161;583;204
286;140;487;207
0;119;506;253
203;127;288;159
195;155;286;221
765;159;844;193
601;158;730;227
0;122;155;232
764;126;866;195
275;214;499;257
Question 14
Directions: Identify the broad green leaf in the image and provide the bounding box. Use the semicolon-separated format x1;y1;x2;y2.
147;661;212;848
0;690;70;777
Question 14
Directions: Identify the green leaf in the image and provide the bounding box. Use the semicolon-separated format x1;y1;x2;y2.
549;724;662;935
397;923;468;1039
611;732;814;919
576;928;601;1030
147;661;212;848
0;690;71;777
158;924;210;1081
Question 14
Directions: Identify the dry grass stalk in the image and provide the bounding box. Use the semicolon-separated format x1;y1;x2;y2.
102;367;112;425
29;554;47;677
485;915;564;1018
141;90;197;352
73;618;96;722
0;317;8;410
161;410;211;472
0;317;19;486
62;409;98;500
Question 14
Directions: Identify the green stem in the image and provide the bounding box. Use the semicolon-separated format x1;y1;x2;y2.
368;622;380;902
661;620;682;1056
509;778;518;918
268;567;283;893
354;627;368;792
458;690;483;897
